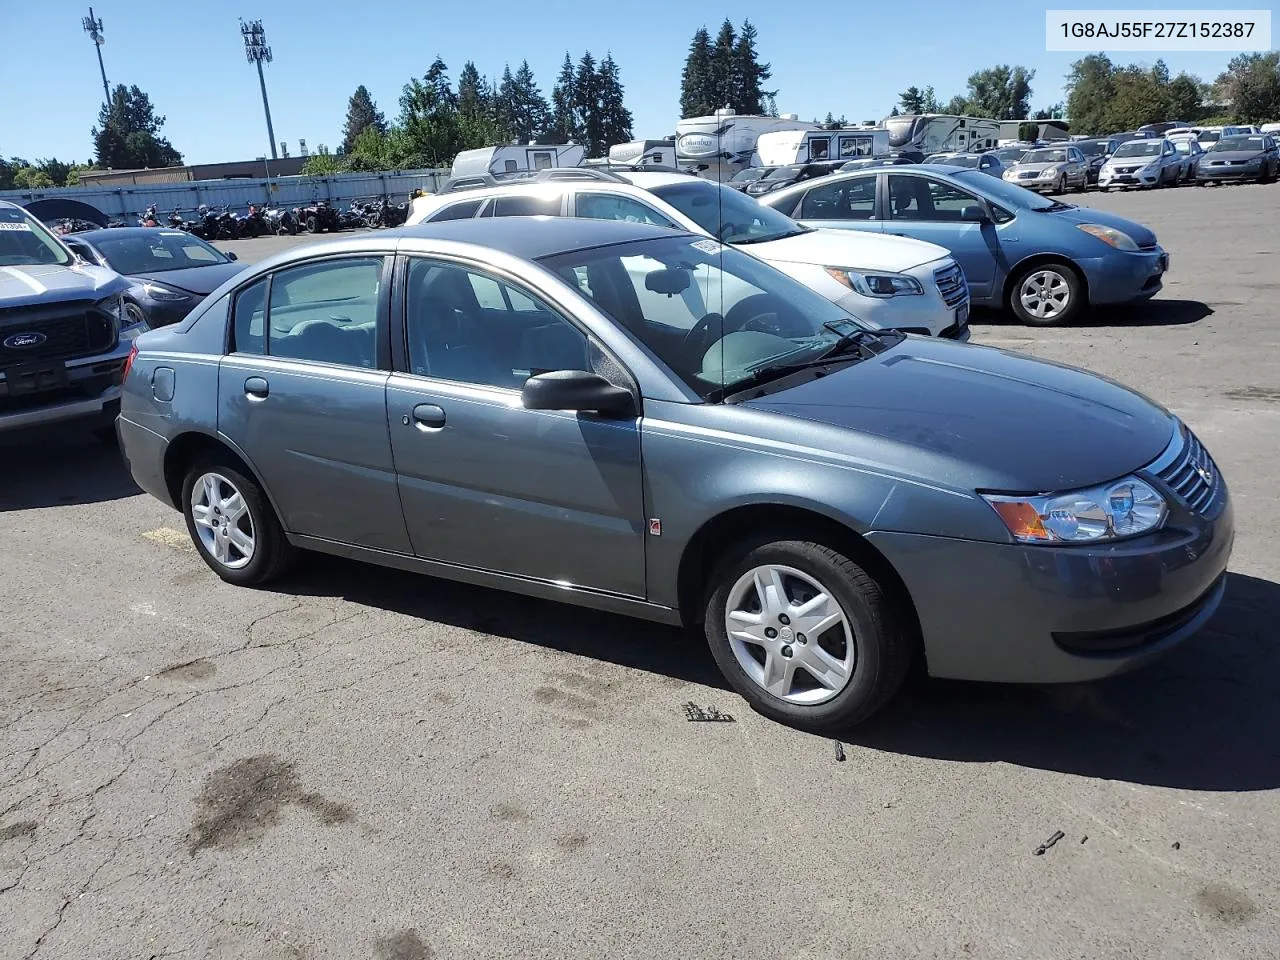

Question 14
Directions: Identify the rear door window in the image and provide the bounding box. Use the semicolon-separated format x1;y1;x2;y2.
489;193;562;217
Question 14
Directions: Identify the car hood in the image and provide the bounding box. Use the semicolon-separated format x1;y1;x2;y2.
744;336;1175;492
1010;161;1061;173
1037;205;1158;248
749;228;950;273
130;262;245;296
1202;150;1264;163
0;262;128;311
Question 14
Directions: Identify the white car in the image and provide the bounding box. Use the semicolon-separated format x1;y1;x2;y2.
1098;138;1183;190
407;170;971;339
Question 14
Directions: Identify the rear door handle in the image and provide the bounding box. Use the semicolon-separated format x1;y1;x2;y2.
410;403;446;430
244;376;269;400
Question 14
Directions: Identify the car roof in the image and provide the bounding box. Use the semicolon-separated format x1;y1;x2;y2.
394;216;692;260
617;171;698;188
0;199;22;211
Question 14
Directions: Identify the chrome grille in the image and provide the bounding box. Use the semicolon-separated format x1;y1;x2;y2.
933;263;968;308
1149;426;1219;514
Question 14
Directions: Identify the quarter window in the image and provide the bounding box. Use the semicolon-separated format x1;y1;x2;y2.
404;260;589;390
798;177;876;220
429;198;484;222
489;193;562;217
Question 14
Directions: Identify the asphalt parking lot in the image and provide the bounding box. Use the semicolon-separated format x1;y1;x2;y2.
3;183;1279;960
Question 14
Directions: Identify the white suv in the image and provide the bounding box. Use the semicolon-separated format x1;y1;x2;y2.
407;170;970;339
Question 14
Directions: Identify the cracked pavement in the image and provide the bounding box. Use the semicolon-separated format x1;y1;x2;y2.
2;185;1278;959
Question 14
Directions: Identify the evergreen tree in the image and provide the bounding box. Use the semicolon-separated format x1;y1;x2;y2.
513;60;552;142
710;20;738;110
574;52;603;156
549;53;581;142
457;62;486;119
341;85;386;154
496;64;519;139
398;57;463;166
596;54;633;150
899;86;925;114
733;21;772;115
91;84;182;169
680;27;714;117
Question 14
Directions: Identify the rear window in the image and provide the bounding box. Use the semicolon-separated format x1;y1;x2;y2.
428;199;483;222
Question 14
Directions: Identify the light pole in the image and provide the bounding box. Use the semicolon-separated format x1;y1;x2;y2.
240;19;278;160
81;8;110;107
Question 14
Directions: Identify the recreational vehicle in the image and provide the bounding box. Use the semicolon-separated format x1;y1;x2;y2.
882;114;1000;158
675;109;818;178
607;140;676;167
450;143;585;180
755;128;888;166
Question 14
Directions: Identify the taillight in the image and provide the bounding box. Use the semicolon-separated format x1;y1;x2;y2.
120;341;139;383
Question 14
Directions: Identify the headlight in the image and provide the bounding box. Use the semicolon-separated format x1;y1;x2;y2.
1041;165;1060;177
1077;223;1139;251
142;281;192;302
1245;156;1262;166
983;477;1166;544
824;267;922;298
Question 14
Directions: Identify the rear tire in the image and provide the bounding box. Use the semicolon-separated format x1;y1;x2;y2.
181;458;295;587
1008;261;1083;327
703;538;912;732
305;215;318;234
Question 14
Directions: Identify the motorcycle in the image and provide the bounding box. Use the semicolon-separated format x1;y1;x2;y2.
199;206;220;240
167;207;185;230
241;204;270;238
214;206;243;241
138;204;160;228
264;206;298;236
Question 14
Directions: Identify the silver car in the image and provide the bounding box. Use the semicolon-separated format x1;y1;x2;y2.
117;218;1233;731
1002;145;1090;193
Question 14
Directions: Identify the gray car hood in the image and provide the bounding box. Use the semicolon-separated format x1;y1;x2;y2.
0;262;128;311
744;337;1174;492
1202;150;1266;163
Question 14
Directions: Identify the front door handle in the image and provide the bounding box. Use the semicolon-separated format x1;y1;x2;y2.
410;403;446;430
244;376;269;400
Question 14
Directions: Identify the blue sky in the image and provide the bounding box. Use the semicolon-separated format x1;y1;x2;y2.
0;0;1254;165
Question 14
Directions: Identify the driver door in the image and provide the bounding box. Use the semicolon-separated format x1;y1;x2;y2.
884;173;998;299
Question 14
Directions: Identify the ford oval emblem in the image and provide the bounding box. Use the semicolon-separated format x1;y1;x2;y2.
3;331;47;349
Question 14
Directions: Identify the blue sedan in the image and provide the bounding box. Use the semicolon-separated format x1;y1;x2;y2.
759;165;1168;326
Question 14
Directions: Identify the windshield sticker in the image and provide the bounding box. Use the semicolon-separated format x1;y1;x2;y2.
0;222;33;231
689;238;722;255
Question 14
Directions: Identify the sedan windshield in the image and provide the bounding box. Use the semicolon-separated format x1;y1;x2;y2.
0;206;73;267
729;168;771;183
1075;141;1108;156
762;165;804;181
1113;141;1162;158
995;147;1028;163
92;231;229;274
1212;136;1265;152
539;234;877;400
1021;149;1068;163
649;180;807;245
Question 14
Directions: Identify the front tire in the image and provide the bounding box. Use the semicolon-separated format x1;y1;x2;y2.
703;539;911;732
181;459;295;587
1009;261;1083;327
305;215;319;234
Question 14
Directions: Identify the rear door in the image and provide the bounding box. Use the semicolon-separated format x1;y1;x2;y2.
218;255;411;553
884;173;998;298
385;256;646;597
782;174;882;235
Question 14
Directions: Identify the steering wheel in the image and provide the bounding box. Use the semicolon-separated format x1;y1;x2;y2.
681;312;724;365
725;294;806;338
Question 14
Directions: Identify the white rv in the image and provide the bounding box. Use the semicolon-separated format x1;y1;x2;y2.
607;140;676;167
755;128;889;166
450;143;585;180
881;114;1000;157
675;109;819;177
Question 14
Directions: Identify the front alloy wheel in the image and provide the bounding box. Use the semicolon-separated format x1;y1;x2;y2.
1011;264;1081;326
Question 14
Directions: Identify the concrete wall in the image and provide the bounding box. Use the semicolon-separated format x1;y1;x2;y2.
0;168;451;219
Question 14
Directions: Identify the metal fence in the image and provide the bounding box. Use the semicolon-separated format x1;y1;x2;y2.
0;168;452;220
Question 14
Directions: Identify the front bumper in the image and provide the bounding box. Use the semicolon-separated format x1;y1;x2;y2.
1005;172;1064;192
866;476;1233;684
1099;168;1160;188
1198;164;1264;182
0;341;132;432
1074;246;1168;305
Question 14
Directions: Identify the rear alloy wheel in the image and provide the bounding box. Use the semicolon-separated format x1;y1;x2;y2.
182;460;294;586
704;540;911;731
1010;262;1082;326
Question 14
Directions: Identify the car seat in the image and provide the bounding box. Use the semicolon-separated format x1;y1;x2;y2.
411;266;487;383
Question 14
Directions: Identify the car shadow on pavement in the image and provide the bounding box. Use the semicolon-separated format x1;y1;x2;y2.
279;553;730;689
846;570;1280;791
0;434;140;510
970;299;1211;329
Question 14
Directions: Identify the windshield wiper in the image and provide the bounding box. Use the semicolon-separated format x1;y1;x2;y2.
712;326;889;403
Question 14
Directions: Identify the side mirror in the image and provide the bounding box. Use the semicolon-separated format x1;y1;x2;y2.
959;205;989;223
522;370;636;418
225;251;238;261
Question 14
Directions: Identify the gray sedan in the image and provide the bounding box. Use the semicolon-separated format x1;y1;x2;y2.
1002;145;1090;193
116;218;1233;731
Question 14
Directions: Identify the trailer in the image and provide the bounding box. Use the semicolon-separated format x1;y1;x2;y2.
450;143;585;180
881;114;1000;158
754;128;889;166
675;109;819;178
607;140;676;167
